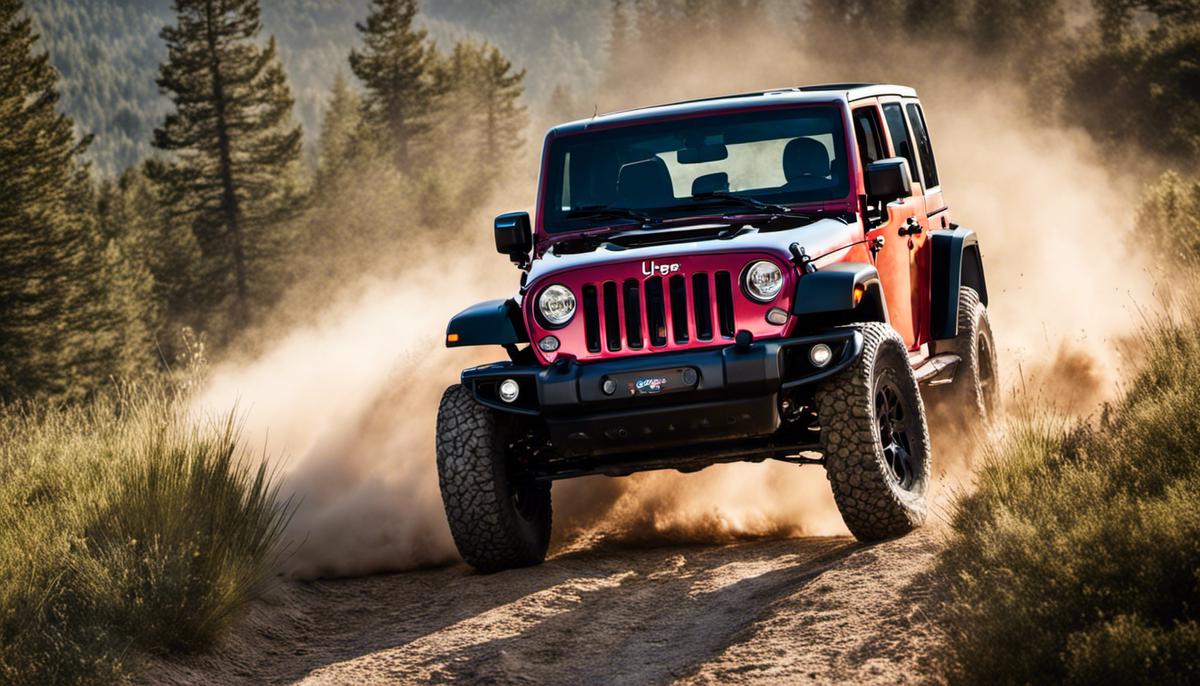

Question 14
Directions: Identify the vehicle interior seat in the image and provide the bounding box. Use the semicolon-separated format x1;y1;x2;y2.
616;157;676;208
781;137;836;192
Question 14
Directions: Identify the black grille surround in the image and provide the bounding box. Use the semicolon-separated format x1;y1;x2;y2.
582;270;739;354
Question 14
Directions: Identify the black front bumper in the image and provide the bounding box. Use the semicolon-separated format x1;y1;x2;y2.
461;330;862;461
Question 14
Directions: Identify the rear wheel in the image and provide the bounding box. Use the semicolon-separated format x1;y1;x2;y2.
815;323;931;541
436;384;551;572
935;286;999;424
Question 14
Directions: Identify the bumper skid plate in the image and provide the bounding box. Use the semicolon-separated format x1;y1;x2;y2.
461;330;861;460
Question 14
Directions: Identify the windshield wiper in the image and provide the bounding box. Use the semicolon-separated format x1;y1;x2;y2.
689;191;795;215
566;205;661;225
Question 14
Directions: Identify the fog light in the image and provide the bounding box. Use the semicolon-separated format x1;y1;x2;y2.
538;336;560;352
498;379;520;403
766;307;788;325
809;343;833;368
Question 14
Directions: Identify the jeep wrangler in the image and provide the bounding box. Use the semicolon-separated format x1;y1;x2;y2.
437;84;997;572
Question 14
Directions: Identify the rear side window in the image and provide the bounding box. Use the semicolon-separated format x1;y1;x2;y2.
852;107;885;175
905;103;940;188
882;103;919;186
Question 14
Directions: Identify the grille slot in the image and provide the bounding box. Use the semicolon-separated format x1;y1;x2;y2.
668;275;689;343
645;276;667;347
602;281;621;351
715;271;736;337
582;285;601;353
692;273;713;341
623;279;643;349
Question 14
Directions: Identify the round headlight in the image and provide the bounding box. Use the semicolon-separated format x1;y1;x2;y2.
537;284;576;326
743;260;783;302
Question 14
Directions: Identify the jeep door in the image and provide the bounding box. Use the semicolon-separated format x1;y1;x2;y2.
899;99;946;349
852;101;926;350
882;97;936;350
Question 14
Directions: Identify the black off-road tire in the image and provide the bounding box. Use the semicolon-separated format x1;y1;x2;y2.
936;286;999;424
436;384;551;573
815;323;932;541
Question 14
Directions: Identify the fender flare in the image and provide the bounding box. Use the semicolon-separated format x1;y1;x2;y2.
446;299;529;348
793;262;889;323
930;228;988;340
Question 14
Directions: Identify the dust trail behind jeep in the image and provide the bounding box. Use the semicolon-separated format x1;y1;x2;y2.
437;83;997;572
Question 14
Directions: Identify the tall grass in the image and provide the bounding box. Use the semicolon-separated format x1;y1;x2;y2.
936;285;1200;684
0;386;293;685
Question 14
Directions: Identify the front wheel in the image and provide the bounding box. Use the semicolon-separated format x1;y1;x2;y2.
815;323;932;541
436;384;551;572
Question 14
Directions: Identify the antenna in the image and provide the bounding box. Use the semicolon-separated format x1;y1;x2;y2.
592;104;598;119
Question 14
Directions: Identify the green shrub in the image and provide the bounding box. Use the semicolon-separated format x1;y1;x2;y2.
936;283;1200;684
1137;171;1200;265
0;387;293;685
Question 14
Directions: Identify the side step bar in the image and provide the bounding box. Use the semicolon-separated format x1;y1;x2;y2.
913;353;961;386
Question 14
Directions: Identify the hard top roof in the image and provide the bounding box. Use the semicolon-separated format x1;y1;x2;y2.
550;83;918;135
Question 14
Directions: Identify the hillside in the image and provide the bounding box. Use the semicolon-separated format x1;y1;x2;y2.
29;0;608;175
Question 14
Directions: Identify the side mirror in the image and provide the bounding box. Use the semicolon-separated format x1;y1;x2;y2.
494;211;532;266
865;157;912;205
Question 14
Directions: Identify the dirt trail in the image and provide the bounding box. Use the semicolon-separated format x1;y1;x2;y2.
145;528;943;685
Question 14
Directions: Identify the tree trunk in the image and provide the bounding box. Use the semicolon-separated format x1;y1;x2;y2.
204;0;249;327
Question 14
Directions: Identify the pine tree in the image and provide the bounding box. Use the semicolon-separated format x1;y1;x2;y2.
605;0;634;87
907;0;965;35
1063;1;1200;162
97;166;201;360
966;0;1065;57
0;0;154;401
349;0;443;169
315;69;361;189
439;40;527;177
547;83;579;123
802;0;908;52
147;0;303;336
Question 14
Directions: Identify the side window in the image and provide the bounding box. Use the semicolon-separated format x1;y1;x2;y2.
881;102;919;187
905;103;940;188
852;107;885;176
561;152;571;209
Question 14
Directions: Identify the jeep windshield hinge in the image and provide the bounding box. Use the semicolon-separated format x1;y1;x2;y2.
789;243;818;274
794;236;887;271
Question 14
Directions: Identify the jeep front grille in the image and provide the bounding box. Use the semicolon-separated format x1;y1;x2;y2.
582;272;737;353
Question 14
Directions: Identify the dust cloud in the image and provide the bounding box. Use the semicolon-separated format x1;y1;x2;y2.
195;257;506;577
194;26;1154;577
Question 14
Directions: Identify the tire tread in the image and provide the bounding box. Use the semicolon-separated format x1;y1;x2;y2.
436;384;550;572
816;323;931;541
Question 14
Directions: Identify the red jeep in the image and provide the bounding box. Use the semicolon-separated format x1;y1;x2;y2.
438;84;997;572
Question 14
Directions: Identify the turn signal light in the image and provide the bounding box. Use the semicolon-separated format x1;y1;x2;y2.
447;333;460;343
853;285;865;306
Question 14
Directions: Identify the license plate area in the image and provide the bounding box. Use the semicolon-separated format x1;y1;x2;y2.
604;367;699;398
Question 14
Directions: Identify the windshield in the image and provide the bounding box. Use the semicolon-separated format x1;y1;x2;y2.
542;105;850;233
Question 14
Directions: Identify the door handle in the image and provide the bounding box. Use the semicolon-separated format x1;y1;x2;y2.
898;217;923;237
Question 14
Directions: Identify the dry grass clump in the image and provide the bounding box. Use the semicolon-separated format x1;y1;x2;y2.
936;285;1200;684
0;386;292;685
